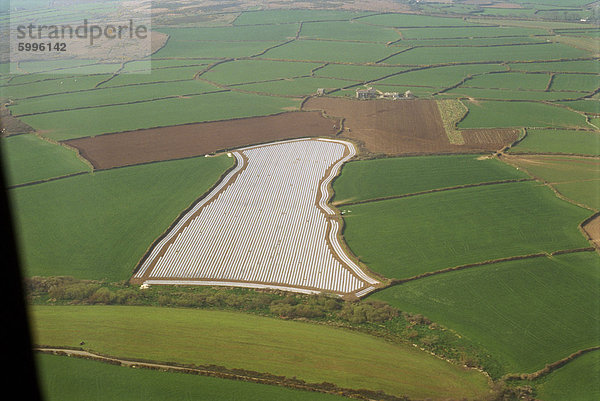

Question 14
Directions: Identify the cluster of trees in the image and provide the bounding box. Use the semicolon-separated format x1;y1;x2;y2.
25;276;398;325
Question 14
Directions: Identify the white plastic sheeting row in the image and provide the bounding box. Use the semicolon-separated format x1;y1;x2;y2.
136;139;378;296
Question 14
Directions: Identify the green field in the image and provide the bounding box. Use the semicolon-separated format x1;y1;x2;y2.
459;100;589;129
31;306;491;400
202;59;322;85
37;353;349;401
377;64;507;88
463;72;551;90
508;155;600;210
233;9;370;25
11;155;234;281
1;134;90;186
233;76;351;96
510;129;600;155
372;252;600;377
342;181;591;279
262;40;398;63
397;26;549;40
509;60;600;74
9;80;220;116
550;74;600;92
300;21;401;42
444;87;584;101
19;91;300;140
333;154;528;204
383;43;589;65
314;63;407;81
534;350;600;401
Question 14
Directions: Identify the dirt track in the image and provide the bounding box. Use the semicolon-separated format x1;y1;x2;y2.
64;111;340;169
303;97;518;155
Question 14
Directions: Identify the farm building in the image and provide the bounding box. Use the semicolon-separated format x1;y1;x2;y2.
316;88;325;96
383;92;401;100
356;87;377;100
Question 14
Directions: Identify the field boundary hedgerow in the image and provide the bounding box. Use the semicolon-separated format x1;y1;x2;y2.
503;346;600;382
366;248;596;295
334;177;534;207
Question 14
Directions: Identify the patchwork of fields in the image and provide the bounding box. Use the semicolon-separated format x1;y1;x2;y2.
2;2;599;401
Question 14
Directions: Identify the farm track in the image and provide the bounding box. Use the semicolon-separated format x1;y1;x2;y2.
133;139;379;297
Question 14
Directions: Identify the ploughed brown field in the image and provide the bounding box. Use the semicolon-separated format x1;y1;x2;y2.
63;111;341;169
303;97;519;155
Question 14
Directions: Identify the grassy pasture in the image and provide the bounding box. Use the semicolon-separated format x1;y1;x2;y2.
342;181;591;279
313;63;408;81
463;72;550;90
1;134;90;186
233;77;351;96
509;60;600;73
157;25;299;42
444;87;586;101
332;155;528;204
376;64;506;88
399;36;547;47
153;40;280;59
233;10;370;25
9;80;220;116
201;59;322;85
510;129;600;156
13;60;120;75
20;91;300;141
356;13;481;27
557;99;600;114
102;66;212;87
459;100;589;129
10;155;234;281
372;252;600;376
507;155;600;210
30;305;490;400
37;353;349;401
300;21;401;43
550;73;600;92
382;43;590;65
397;26;549;40
3;75;112;99
534;350;600;401
261;40;398;63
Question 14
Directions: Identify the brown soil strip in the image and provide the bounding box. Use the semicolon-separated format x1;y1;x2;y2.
302;97;517;156
35;347;409;401
63;111;341;170
582;213;600;251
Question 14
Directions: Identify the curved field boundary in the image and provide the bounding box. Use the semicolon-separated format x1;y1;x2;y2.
503;346;600;381
133;138;379;297
35;347;412;401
